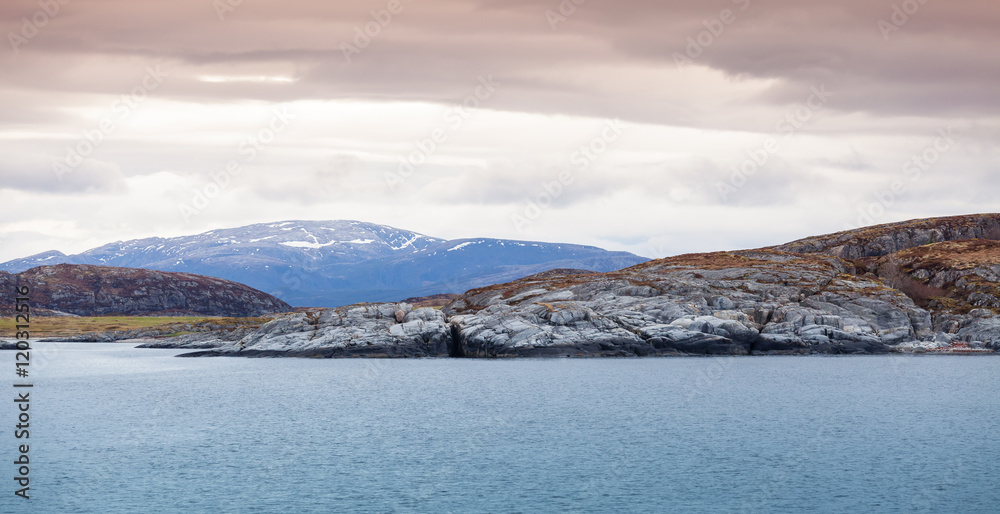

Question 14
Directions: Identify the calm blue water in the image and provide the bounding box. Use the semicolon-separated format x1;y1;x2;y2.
2;343;998;513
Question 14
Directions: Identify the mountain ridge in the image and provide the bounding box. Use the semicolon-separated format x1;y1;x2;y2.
1;220;648;307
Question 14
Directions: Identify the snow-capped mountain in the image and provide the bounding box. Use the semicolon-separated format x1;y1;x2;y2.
1;220;649;307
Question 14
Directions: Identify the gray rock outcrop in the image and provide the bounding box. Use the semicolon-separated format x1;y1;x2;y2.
148;248;990;358
774;213;1000;259
442;250;932;357
124;214;1000;358
175;303;452;358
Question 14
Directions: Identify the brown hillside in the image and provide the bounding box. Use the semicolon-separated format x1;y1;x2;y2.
774;213;1000;259
0;264;291;317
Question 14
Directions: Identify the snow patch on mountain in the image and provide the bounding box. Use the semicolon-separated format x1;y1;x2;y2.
280;238;377;249
390;234;424;251
447;242;477;252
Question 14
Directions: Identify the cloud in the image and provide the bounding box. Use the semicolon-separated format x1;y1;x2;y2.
2;0;996;124
0;0;997;263
0;155;126;194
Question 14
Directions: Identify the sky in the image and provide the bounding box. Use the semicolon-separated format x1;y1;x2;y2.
1;0;997;262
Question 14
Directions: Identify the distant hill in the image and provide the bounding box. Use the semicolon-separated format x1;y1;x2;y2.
0;264;290;317
0;221;649;307
773;213;1000;259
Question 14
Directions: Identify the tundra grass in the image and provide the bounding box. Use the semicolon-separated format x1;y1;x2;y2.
0;316;216;338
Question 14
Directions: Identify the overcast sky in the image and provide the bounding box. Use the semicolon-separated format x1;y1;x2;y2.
1;0;997;262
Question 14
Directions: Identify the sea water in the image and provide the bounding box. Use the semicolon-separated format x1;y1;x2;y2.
2;343;998;513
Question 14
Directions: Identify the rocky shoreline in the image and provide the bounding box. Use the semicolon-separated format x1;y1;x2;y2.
138;256;995;358
23;215;1000;358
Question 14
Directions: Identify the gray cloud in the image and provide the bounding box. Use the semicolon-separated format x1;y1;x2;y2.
2;0;996;124
0;155;126;194
0;0;997;263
